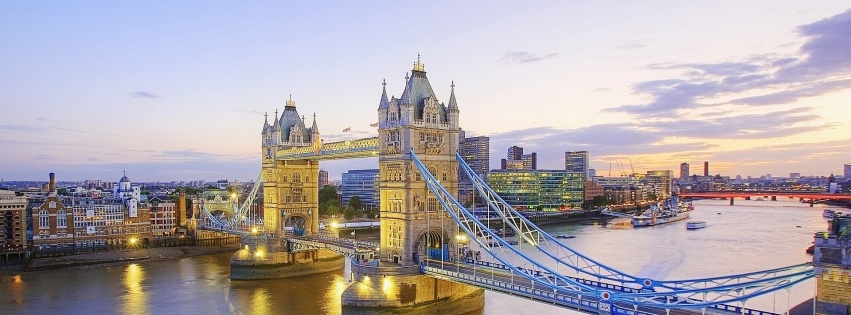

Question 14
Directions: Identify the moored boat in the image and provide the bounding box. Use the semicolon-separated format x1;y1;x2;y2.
686;221;707;230
632;195;693;227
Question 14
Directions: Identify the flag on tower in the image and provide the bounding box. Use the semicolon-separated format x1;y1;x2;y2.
369;122;379;127
342;127;351;132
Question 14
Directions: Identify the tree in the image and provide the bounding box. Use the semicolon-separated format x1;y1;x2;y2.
647;193;658;201
348;196;363;210
57;188;68;196
318;186;339;204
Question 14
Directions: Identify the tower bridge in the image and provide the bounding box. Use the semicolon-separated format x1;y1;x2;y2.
200;57;822;314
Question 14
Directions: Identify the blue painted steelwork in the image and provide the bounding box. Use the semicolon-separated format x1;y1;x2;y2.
411;151;812;310
200;172;263;234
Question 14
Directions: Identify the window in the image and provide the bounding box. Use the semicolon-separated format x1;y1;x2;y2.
39;209;49;229
57;210;67;227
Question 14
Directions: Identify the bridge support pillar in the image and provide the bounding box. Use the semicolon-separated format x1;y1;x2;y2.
771;196;777;201
745;196;751;200
730;197;734;206
341;263;484;314
811;199;815;207
230;236;344;280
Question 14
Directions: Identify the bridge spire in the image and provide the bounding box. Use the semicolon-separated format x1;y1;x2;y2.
379;78;389;109
448;80;458;112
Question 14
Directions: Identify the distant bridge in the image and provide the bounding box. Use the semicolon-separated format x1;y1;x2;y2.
680;192;851;206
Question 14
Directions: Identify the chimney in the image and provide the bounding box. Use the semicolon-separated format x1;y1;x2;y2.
177;189;186;227
49;172;56;193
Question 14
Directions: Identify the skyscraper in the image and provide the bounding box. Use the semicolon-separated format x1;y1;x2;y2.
845;163;851;179
502;146;530;170
459;135;490;179
680;163;690;180
565;151;589;178
704;161;709;177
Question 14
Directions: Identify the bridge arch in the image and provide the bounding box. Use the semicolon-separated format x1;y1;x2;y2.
415;227;452;261
283;213;309;236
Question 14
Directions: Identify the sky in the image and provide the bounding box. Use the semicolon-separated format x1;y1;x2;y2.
2;2;851;182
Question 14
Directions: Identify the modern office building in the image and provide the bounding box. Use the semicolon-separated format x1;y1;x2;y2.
341;169;380;208
565;151;589;178
521;152;537;170
0;189;27;251
680;163;690;181
458;133;490;205
704;161;710;177
645;170;674;200
459;134;490;180
487;169;584;211
844;163;851;179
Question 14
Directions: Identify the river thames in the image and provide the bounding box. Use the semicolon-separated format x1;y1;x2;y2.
1;199;830;314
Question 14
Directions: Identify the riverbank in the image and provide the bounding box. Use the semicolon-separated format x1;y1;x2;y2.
0;244;240;273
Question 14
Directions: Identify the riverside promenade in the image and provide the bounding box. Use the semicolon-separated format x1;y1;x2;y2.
15;244;240;271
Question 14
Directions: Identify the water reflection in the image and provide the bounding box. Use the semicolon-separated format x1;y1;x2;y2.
122;263;148;315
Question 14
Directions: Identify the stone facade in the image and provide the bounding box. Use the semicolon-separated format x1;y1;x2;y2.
376;58;461;265
261;97;322;236
814;215;851;315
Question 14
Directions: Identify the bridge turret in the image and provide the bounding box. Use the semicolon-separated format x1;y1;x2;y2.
813;213;851;314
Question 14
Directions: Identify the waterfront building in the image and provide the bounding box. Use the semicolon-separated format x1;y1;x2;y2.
148;196;176;237
680;163;690;181
31;173;74;250
340;169;379;208
645;170;674;200
487;169;583;211
0;189;27;251
71;173;153;248
564;151;589;178
704;161;709;177
845;163;851;179
583;180;604;201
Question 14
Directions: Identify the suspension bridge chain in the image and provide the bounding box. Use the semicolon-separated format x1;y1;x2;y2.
413;151;813;308
456;152;814;294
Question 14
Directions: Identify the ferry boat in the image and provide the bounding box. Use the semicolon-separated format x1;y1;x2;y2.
686;221;707;230
823;209;836;218
632;196;692;227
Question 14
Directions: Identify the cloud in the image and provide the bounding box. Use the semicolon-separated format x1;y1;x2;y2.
607;9;851;117
498;50;558;64
33;154;53;160
128;91;160;98
0;124;45;133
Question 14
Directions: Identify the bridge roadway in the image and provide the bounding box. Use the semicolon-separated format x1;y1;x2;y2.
422;259;779;315
289;235;777;315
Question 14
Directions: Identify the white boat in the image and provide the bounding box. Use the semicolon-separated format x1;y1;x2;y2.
686;221;707;230
555;233;576;239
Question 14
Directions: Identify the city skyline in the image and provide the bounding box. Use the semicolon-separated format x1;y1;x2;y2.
2;2;851;181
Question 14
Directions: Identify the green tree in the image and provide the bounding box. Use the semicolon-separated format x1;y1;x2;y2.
647;193;658;201
591;195;609;208
321;198;342;217
348;196;363;210
57;188;68;196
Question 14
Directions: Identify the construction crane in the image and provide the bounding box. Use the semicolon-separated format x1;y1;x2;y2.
628;157;635;177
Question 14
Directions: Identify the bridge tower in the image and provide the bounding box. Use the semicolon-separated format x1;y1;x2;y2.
261;96;322;236
814;213;851;315
377;55;461;265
